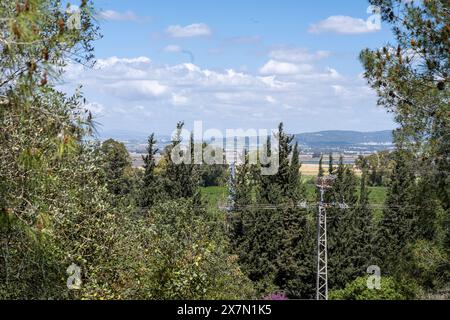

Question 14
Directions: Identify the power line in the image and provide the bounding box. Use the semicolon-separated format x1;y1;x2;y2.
218;202;435;211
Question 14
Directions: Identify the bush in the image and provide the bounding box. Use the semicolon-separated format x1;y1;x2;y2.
329;276;417;300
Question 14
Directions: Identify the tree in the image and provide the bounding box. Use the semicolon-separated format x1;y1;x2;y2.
237;135;282;294
326;156;371;290
0;1;258;301
100;139;134;200
328;153;334;175
353;158;375;279
161;122;200;201
360;0;449;207
330;276;416;300
145;199;255;299
140;133;162;208
0;0;99;92
0;0;131;299
230;150;253;250
375;149;416;274
234;123;314;298
355;151;393;186
318;154;324;177
360;0;449;296
288;142;305;200
275;140;314;299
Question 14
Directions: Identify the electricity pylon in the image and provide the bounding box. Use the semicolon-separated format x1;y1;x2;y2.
316;175;335;300
226;151;237;213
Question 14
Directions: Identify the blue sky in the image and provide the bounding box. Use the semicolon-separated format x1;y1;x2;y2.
62;0;397;135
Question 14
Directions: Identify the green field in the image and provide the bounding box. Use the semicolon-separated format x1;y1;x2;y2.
201;186;228;209
201;184;387;213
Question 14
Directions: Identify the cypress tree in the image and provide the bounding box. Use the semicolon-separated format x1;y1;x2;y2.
287;142;305;200
230;150;253;250
327;156;362;289
241;134;283;293
276;141;314;298
140;133;161;208
351;159;375;280
318;154;324;177
162;122;200;200
328;153;334;175
237;123;314;298
375;148;416;274
100;139;133;199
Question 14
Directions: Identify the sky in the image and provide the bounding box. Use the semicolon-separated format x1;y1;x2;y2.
60;0;398;136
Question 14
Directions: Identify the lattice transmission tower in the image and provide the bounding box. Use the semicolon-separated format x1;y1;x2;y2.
316;175;336;300
226;151;237;213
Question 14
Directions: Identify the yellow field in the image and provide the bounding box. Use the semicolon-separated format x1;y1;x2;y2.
300;164;361;177
300;164;322;176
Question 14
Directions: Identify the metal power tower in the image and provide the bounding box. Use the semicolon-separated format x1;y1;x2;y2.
226;151;237;213
316;175;335;300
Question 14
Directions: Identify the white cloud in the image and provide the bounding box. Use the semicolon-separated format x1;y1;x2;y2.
60;54;385;132
166;23;211;38
95;56;151;69
163;45;182;53
265;96;277;104
97;10;147;22
259;60;313;75
105;80;169;99
309;15;381;34
268;48;330;63
171;93;189;106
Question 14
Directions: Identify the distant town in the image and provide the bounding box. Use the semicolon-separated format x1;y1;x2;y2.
99;130;395;169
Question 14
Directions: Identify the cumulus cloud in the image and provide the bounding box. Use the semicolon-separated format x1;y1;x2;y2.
309;15;381;34
171;93;190;106
104;80;169;99
166;23;212;38
259;60;313;75
95;56;151;69
163;45;182;53
61;55;384;132
97;10;149;22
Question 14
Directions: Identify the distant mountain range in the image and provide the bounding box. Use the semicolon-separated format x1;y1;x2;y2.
294;130;393;146
292;130;393;153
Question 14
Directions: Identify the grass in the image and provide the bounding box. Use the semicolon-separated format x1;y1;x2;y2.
201;183;388;211
367;186;388;205
201;186;228;209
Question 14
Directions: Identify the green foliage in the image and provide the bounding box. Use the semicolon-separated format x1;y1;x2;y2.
329;276;415;300
361;0;449;297
318;154;324;177
1;0;447;301
360;0;449;208
100;139;136;200
326;156;375;290
375;149;418;272
0;1;256;300
145;199;255;299
402;239;448;291
140;133;164;208
355;151;393;186
161;122;201;202
231;123;315;299
198;142;227;187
